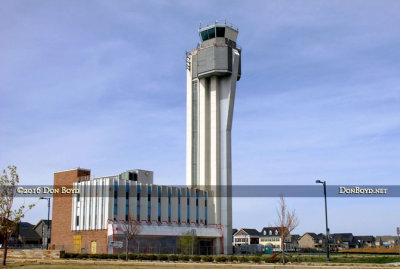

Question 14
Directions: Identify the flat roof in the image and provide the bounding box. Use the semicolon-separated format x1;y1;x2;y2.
54;167;91;174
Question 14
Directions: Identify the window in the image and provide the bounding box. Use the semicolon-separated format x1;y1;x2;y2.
200;30;208;41
204;192;207;225
168;188;171;222
187;190;190;223
195;190;199;223
137;185;140;220
178;189;181;223
158;187;161;222
148;186;151;221
76;216;79;226
264;231;266;235
113;181;118;218
126;183;129;220
208;27;215;39
216;27;225;37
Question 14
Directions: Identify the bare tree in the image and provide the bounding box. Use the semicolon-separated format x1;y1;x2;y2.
121;215;142;261
275;195;299;265
0;166;35;266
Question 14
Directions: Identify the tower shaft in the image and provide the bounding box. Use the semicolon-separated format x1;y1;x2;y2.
186;23;241;254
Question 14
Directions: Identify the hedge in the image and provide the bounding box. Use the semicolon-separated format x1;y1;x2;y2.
63;253;281;264
202;256;214;262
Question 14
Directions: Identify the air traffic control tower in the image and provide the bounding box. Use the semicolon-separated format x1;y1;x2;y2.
186;22;241;254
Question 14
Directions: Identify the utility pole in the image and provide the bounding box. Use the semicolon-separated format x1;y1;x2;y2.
397;227;400;256
39;197;51;250
316;180;330;262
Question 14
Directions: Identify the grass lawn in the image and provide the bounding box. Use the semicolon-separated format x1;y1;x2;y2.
3;254;400;268
7;265;133;269
283;253;400;263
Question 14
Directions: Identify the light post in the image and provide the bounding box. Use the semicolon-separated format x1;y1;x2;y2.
397;227;400;256
191;229;196;255
316;180;330;262
39;197;51;250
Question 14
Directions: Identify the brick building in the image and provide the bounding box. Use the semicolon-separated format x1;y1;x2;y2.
51;168;222;254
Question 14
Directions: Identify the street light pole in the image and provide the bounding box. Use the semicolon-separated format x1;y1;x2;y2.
397;227;400;256
39;197;51;250
316;180;330;262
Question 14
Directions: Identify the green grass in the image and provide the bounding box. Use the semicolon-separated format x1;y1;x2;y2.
266;253;400;264
7;265;135;269
5;253;400;268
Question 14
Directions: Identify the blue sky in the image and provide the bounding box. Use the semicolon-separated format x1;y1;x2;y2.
1;0;400;235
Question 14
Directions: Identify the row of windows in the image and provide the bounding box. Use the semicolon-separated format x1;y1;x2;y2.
200;26;225;41
113;182;208;224
75;180;106;229
260;237;281;242
75;179;211;230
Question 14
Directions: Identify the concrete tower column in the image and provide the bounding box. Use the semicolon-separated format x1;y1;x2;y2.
186;22;241;254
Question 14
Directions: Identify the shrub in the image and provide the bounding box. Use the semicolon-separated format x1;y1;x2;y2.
215;256;228;262
137;254;148;260
191;255;201;262
251;256;261;263
63;253;70;258
265;256;281;263
239;256;249;263
178;254;190;261
118;254;126;260
70;253;80;259
148;254;157;260
202;256;214;262
91;254;103;259
228;256;238;262
157;254;168;261
168;254;179;261
128;253;138;260
77;253;89;259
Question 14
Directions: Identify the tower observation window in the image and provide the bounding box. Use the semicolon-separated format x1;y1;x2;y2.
200;26;225;41
216;27;225;37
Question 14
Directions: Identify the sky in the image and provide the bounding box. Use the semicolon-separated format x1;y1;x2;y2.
1;0;400;236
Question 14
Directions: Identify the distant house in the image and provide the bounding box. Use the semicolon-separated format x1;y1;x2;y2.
233;228;260;246
16;222;41;246
259;227;282;251
33;220;52;248
298;233;324;250
354;235;375;248
232;229;238;246
330;233;355;250
376;236;398;247
287;234;300;251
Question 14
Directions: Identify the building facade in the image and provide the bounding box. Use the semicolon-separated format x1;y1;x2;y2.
51;23;241;255
298;232;324;250
186;22;241;255
259;227;283;251
52;168;222;254
232;229;260;246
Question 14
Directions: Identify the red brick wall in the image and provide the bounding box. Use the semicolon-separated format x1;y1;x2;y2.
52;168;107;253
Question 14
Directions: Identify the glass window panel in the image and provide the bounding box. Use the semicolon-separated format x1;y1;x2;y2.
216;27;225;37
208;27;215;39
200;30;208;41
